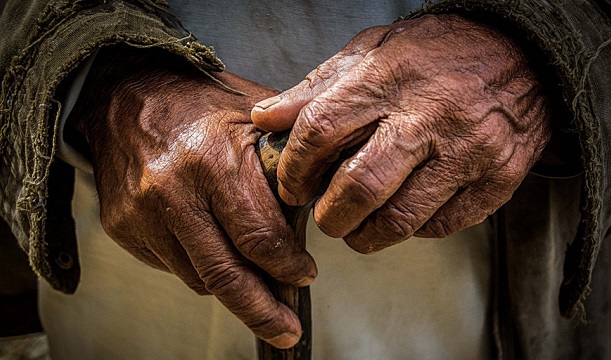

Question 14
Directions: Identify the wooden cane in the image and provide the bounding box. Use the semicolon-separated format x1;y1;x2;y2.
255;131;313;360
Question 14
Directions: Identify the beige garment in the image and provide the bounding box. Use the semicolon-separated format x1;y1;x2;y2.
39;170;491;360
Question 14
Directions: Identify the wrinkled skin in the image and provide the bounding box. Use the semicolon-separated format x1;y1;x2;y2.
252;14;552;253
68;48;317;349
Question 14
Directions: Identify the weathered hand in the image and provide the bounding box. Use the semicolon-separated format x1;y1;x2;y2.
68;48;316;348
252;14;552;253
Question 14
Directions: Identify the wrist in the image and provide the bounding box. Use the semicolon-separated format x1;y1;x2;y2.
66;45;204;146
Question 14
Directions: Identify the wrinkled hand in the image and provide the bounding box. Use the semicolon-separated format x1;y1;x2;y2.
252;14;552;253
68;48;317;348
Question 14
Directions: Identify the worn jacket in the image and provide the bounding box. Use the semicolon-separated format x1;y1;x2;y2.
1;0;609;358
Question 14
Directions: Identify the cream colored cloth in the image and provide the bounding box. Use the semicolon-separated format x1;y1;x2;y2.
39;171;491;359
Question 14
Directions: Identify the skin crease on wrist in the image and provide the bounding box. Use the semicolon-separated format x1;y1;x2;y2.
251;14;552;253
67;47;317;349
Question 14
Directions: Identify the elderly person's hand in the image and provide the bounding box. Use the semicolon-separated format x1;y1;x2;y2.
67;47;317;348
252;14;552;253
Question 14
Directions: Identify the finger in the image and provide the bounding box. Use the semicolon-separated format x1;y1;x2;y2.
251;54;364;132
312;115;434;238
144;226;211;295
276;59;399;206
251;25;393;132
97;208;172;273
126;246;170;273
212;143;318;287
343;159;469;254
415;176;517;238
177;211;302;349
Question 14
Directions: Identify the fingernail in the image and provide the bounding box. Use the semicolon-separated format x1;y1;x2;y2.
254;96;281;110
265;332;301;349
295;275;315;287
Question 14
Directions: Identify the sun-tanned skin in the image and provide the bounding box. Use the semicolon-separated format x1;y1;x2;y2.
252;14;551;253
68;14;550;350
69;49;317;349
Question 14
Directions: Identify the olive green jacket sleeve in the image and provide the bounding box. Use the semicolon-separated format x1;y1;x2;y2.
0;0;224;293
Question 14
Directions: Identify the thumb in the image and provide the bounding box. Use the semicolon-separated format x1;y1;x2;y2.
251;25;393;132
251;50;366;132
251;77;320;132
251;52;361;132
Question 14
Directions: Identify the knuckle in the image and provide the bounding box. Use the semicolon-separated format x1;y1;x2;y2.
374;209;416;241
277;166;322;207
395;120;435;156
277;160;305;189
200;266;283;337
202;264;246;297
185;279;209;295
305;63;339;88
242;308;279;334
135;180;165;207
347;25;391;54
130;161;178;209
99;200;139;242
97;174;166;242
422;217;455;238
128;246;164;269
356;59;390;97
297;101;337;146
341;168;387;206
234;227;277;260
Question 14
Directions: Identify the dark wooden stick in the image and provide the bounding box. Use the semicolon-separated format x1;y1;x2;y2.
255;132;312;360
